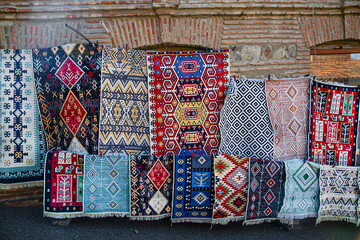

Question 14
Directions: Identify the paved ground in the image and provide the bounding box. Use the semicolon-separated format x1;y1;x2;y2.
1;206;360;240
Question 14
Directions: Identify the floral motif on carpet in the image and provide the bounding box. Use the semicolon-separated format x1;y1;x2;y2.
84;154;129;217
44;150;84;218
278;159;320;219
33;43;102;154
99;47;150;155
0;49;46;189
308;80;360;166
219;78;274;160
130;155;173;220
147;50;230;156
172;155;214;223
213;154;249;224
265;78;310;161
244;158;285;225
317;165;359;225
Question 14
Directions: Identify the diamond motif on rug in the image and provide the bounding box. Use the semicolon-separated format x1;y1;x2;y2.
55;57;84;89
266;161;279;177
286;83;298;99
88;184;97;194
147;159;170;190
109;169;119;179
107;181;120;197
60;91;87;135
108;200;118;209
149;191;168;214
224;166;247;191
293;163;317;192
288;118;301;136
264;189;275;205
193;192;208;205
87;168;99;182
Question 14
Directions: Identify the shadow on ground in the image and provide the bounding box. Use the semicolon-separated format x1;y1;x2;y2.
1;206;360;240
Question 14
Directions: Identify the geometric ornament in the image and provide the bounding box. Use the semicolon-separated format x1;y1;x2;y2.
147;159;170;190
293;162;317;192
60;91;87;135
55;57;84;89
148;191;168;215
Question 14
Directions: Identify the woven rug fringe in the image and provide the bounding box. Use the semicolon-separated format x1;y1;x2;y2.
277;213;317;220
171;219;212;224
129;214;170;221
279;219;294;225
43;212;83;219
211;217;244;225
0;181;43;190
316;216;357;226
243;218;277;226
83;212;129;218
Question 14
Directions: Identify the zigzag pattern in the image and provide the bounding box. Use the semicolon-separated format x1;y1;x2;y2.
99;47;150;155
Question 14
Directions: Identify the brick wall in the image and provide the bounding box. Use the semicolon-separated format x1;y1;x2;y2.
1;0;360;205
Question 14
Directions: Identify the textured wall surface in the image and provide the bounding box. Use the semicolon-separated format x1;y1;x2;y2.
1;0;360;205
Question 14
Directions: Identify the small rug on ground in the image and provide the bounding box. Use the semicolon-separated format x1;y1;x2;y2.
43;150;84;218
172;155;214;223
130;155;173;220
83;154;129;217
212;154;248;224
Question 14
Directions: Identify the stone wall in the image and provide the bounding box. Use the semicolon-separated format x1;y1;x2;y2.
1;0;360;204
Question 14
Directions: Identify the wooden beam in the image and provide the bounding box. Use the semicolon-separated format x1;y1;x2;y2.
310;48;360;55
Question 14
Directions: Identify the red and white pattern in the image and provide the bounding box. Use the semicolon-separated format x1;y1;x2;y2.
213;154;248;224
147;50;230;156
265;78;310;161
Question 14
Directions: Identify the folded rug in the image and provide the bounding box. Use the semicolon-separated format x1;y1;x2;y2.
172;155;214;223
278;159;320;219
130;155;173;220
147;50;230;156
33;43;102;154
244;158;285;225
212;154;248;224
265;78;310;161
317;165;359;225
83;154;129;217
308;80;360;166
0;49;46;189
43;150;84;218
219;78;274;160
99;47;150;155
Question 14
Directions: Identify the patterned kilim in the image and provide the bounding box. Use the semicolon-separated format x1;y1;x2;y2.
278;159;320;219
317;165;359;225
308;80;360;166
213;154;249;224
0;49;46;189
244;158;285;225
172;155;215;223
147;50;230;156
84;154;129;217
44;150;84;218
99;47;150;155
265;78;310;161
130;155;173;220
219;78;274;160
33;43;102;155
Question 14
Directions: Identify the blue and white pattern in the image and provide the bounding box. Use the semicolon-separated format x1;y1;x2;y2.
0;49;46;189
172;155;214;223
84;154;129;217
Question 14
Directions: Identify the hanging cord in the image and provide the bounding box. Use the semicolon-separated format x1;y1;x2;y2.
65;24;94;47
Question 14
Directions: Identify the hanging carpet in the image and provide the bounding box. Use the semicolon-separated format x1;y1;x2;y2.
278;159;320;220
265;78;310;161
244;158;285;225
308;80;360;166
33;43;102;155
219;78;274;160
43;150;84;218
130;155;173;220
83;154;129;217
147;50;230;156
0;49;46;189
99;47;150;155
172;155;214;223
212;154;249;224
317;165;359;225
